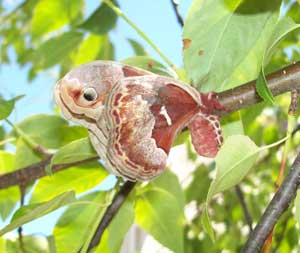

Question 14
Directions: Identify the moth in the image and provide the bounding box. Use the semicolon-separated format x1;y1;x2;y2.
54;61;223;181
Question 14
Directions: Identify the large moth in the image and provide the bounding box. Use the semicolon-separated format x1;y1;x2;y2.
54;61;223;181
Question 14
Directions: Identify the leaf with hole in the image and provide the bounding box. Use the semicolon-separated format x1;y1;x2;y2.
183;0;281;92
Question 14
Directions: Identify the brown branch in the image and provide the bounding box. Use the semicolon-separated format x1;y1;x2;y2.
87;181;136;252
242;153;300;253
170;0;184;27
0;155;98;189
215;62;300;116
17;184;26;253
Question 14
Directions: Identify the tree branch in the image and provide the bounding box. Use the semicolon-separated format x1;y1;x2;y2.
242;153;300;253
170;0;184;27
215;62;300;116
0;156;98;189
0;62;299;190
87;181;136;252
235;185;253;232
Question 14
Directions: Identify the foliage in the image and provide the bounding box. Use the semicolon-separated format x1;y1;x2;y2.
0;0;300;253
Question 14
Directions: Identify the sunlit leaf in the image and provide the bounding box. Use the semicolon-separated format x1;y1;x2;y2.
54;191;113;253
30;31;83;70
30;161;108;203
150;170;185;209
73;34;106;65
0;191;76;236
0;151;19;220
183;0;281;92
13;114;87;149
6;235;49;253
203;135;289;239
31;0;83;38
207;135;260;201
51;137;98;165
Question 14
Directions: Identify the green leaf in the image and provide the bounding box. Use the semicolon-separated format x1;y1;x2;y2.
51;137;97;165
96;199;135;253
173;130;189;147
97;35;115;60
128;38;148;56
30;161;108;203
54;191;113;253
31;0;83;38
0;95;24;120
256;17;300;104
79;1;118;35
256;70;275;105
185;165;211;204
201;206;215;242
0;151;19;220
295;189;300;222
183;0;281;92
207;135;260;201
287;2;300;24
73;34;107;65
31;31;83;70
13;114;88;149
0;191;76;236
6;235;49;253
15;138;42;169
203;135;289;239
122;56;173;76
135;188;184;253
150;170;185;209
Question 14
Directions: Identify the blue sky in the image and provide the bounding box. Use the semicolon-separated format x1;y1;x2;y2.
1;0;192;122
0;0;192;237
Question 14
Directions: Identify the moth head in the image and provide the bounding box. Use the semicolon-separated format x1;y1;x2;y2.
54;61;125;122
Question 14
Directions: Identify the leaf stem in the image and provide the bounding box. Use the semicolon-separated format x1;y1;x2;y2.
0;137;16;146
260;135;290;150
5;119;50;157
103;0;180;76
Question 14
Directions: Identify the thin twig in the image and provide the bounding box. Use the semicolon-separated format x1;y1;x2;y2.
235;185;253;232
87;181;136;252
242;153;300;253
18;184;26;253
170;0;184;27
288;89;299;116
